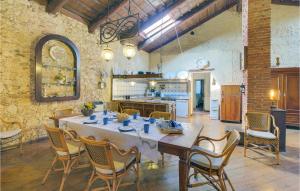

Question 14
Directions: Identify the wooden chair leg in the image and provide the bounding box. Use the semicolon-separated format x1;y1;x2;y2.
85;170;95;191
276;143;280;165
161;152;164;167
59;160;70;191
218;174;226;191
136;163;140;191
243;140;247;157
42;156;58;184
112;179;117;191
224;171;235;191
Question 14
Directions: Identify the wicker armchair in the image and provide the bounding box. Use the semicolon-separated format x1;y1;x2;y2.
187;130;240;191
149;111;171;120
42;125;88;191
50;108;75;127
0;117;24;153
244;112;280;164
122;109;140;116
106;102;121;112
80;136;141;191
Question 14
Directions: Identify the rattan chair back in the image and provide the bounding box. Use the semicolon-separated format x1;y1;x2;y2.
122;109;140;115
54;108;73;118
222;130;240;166
106;102;120;112
149;111;171;120
45;125;68;153
246;112;271;131
80;137;115;173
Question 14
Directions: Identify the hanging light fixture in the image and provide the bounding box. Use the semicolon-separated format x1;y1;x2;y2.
100;0;139;44
123;43;137;60
101;46;114;62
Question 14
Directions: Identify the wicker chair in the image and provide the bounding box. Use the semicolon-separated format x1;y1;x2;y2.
0;117;24;153
244;112;280;164
149;111;172;120
42;125;88;191
187;130;240;191
106;102;121;112
51;108;75;127
122;109;140;116
149;111;172;166
80;136;141;191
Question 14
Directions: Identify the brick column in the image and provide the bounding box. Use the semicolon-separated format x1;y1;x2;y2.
242;0;272;118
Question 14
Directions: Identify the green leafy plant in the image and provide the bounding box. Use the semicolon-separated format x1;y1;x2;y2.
81;102;96;116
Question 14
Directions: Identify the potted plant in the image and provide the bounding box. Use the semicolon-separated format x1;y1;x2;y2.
81;102;95;116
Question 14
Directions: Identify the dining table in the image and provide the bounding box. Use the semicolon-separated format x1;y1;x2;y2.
59;111;203;191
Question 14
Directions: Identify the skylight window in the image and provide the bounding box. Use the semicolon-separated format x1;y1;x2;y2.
142;15;176;41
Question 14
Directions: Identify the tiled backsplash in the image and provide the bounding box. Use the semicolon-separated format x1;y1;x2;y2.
112;79;147;99
158;83;188;93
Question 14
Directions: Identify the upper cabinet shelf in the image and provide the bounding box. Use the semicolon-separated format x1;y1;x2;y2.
112;73;163;79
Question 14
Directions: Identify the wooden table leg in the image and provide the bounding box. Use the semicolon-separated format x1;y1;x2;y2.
179;152;188;191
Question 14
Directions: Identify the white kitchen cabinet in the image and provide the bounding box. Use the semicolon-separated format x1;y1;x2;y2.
176;99;189;117
210;99;219;120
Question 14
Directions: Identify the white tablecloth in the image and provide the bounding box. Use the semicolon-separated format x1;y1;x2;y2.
59;112;190;161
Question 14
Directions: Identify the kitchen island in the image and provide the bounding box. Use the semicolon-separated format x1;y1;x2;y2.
113;98;176;120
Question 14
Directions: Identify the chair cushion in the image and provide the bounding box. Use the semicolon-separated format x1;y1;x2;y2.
95;151;136;175
190;146;223;170
0;129;21;139
247;129;276;139
56;142;84;156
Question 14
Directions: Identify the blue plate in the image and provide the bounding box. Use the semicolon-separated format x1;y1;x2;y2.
83;120;98;124
118;126;136;132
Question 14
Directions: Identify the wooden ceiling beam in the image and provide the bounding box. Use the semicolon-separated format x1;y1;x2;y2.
272;0;299;6
139;0;216;50
146;0;237;52
46;0;69;14
89;0;128;33
60;8;89;25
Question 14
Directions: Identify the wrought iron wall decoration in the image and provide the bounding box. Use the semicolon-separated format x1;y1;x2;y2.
100;0;139;44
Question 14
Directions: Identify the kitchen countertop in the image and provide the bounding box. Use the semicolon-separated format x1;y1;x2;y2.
113;98;176;105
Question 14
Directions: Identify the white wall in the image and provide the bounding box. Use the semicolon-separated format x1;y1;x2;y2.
150;8;243;103
109;41;150;74
149;5;300;106
271;5;300;68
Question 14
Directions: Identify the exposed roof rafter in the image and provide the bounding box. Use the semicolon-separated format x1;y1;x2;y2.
89;0;128;33
139;0;216;50
272;0;299;6
46;0;69;14
139;0;185;32
147;0;237;52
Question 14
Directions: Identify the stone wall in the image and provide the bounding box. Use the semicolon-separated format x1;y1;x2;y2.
0;0;149;141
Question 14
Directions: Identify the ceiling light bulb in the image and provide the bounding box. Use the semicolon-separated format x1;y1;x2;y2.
101;47;114;62
123;44;137;60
